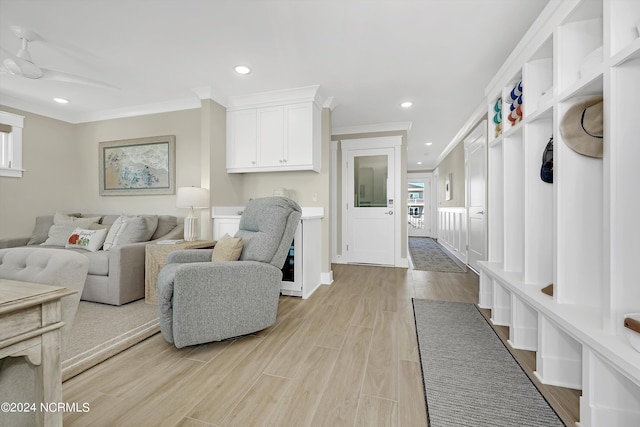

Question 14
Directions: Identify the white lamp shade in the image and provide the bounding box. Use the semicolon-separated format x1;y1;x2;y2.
176;187;209;208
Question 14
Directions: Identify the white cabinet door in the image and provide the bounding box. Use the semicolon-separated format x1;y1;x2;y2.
227;109;257;169
284;103;313;167
226;101;320;173
257;106;284;167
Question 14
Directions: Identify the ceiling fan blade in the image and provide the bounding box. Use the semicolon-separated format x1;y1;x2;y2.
11;25;98;63
1;57;43;79
0;44;43;78
40;68;117;89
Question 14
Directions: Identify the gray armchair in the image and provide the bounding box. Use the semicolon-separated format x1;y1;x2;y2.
157;196;302;348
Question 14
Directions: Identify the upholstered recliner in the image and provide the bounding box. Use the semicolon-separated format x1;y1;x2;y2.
0;248;89;427
157;196;302;348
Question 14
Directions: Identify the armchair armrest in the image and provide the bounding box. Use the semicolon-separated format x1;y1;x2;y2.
169;261;282;347
168;249;214;264
0;237;30;249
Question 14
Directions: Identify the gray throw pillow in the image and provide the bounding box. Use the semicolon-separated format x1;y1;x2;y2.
103;215;159;250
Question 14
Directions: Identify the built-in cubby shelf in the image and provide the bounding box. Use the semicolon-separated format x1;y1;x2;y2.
476;1;640;425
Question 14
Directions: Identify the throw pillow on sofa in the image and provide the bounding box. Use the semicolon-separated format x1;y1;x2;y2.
65;227;108;252
41;213;101;247
27;213;81;245
103;215;159;250
211;234;243;262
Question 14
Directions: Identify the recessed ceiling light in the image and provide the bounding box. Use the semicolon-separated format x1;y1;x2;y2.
425;142;433;146
234;65;251;75
53;97;69;104
400;101;413;108
417;161;423;165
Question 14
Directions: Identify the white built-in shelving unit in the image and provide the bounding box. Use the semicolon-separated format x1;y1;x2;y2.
477;1;640;425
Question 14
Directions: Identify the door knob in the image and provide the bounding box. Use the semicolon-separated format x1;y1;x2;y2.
385;211;394;215
477;211;485;215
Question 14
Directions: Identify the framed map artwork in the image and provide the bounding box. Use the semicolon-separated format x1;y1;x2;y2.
99;135;176;196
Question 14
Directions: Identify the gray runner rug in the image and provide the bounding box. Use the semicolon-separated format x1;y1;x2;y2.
409;237;466;272
412;299;564;426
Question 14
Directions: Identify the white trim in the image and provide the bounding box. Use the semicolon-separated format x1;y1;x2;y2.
79;98;201;123
0;95;201;124
0;110;25;178
226;85;323;110
0;111;25;127
321;271;334;285
331;140;340;264
332;121;412;136
341;135;402;151
191;86;227;107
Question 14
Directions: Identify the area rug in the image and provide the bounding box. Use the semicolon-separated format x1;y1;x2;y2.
62;299;159;380
409;237;466;272
412;299;564;427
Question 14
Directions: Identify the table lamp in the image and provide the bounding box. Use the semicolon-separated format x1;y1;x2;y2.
176;186;209;241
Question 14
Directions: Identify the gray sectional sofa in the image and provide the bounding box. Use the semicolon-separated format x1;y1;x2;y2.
0;213;183;305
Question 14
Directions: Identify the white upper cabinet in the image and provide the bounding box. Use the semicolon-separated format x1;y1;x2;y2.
226;86;323;173
226;109;257;169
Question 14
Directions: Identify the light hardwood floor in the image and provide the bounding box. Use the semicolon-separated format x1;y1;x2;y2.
63;264;479;426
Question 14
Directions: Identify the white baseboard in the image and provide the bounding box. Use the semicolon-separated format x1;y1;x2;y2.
396;257;409;268
321;270;334;285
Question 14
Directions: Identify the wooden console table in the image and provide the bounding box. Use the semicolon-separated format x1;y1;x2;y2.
0;279;75;427
145;240;216;304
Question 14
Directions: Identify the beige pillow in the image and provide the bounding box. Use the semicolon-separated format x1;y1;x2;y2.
211;234;243;263
41;213;101;246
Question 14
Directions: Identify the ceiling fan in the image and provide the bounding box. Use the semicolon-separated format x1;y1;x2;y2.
0;26;116;89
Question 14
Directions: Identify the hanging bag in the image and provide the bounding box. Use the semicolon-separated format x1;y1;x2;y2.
540;136;553;183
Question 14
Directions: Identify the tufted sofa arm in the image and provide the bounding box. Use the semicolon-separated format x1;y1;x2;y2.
0;247;89;427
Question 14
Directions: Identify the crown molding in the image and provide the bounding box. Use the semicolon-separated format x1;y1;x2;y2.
190;86;228;107
226;85;322;110
76;97;201;123
1;94;201;124
332;121;412;136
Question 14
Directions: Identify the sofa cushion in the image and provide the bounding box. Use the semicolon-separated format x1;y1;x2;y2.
152;215;178;240
103;215;158;250
41;214;101;247
27;213;80;245
65;227;108;252
211;234;243;263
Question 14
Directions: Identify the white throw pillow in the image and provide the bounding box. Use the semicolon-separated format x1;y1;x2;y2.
41;214;101;246
65;227;108;252
103;215;158;250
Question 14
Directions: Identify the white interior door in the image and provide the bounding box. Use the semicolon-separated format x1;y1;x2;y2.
466;121;487;272
345;147;396;265
407;173;432;237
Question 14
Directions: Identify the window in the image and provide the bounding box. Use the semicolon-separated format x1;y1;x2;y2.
0;111;25;178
